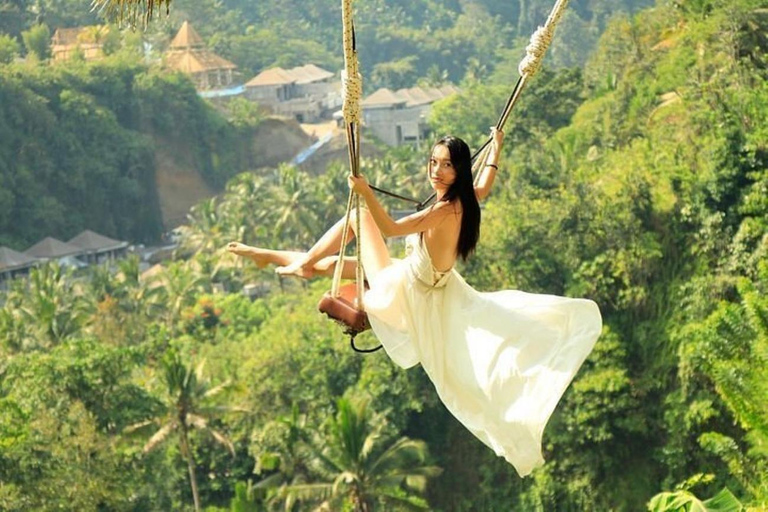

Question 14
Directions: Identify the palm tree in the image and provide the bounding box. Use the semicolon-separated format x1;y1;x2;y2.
87;255;162;344
125;352;236;512
267;164;327;250
91;0;171;27
147;262;206;331
184;197;224;255
18;263;90;347
0;293;31;352
279;398;441;512
220;172;270;246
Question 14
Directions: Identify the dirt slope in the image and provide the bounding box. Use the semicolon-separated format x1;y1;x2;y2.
154;117;313;229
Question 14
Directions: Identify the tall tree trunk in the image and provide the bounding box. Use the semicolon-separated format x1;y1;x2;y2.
181;427;201;512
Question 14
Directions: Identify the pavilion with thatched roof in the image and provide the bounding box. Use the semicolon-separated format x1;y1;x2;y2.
165;21;238;90
51;26;110;62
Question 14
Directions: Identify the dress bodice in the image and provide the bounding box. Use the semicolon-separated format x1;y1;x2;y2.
404;234;453;288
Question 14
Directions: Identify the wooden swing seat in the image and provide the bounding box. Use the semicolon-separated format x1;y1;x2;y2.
317;282;370;336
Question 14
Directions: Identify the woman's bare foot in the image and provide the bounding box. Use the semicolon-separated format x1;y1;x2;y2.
275;258;315;279
226;242;269;268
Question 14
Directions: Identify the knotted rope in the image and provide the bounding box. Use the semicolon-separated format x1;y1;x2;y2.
518;0;570;78
341;70;363;124
340;0;362;124
476;0;573;187
331;0;365;316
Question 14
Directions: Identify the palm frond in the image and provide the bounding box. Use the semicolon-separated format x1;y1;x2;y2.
203;378;232;399
360;431;379;462
123;418;156;435
208;428;235;456
378;490;431;511
302;439;347;476
186;413;208;430
282;482;335;502
253;472;285;489
143;421;177;453
367;437;428;476
332;471;357;496
91;0;171;27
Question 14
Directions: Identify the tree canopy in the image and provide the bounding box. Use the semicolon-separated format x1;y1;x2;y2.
1;0;767;510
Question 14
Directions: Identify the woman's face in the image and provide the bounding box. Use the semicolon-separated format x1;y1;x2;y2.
428;144;457;192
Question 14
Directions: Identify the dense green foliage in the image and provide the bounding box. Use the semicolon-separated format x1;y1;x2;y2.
0;0;655;248
2;0;768;511
165;0;654;84
2;0;653;84
0;54;260;248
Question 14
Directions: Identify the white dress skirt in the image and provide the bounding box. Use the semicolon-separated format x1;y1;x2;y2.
364;234;603;477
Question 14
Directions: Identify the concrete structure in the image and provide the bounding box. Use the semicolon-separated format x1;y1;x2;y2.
51;26;109;62
68;230;129;264
165;21;238;90
0;247;39;287
361;84;459;146
244;64;341;122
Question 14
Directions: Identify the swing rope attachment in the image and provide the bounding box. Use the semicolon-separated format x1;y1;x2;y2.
372;0;572;209
320;0;571;354
318;0;381;353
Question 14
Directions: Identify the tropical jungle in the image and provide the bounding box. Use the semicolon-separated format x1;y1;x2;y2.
0;0;766;510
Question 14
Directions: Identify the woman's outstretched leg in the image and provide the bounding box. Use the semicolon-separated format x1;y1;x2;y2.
227;217;353;278
277;208;392;280
227;209;392;281
227;243;357;278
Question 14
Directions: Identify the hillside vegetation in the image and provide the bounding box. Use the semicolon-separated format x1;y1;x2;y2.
1;0;767;511
0;55;263;248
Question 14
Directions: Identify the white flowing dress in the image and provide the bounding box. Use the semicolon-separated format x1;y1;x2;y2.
364;234;602;477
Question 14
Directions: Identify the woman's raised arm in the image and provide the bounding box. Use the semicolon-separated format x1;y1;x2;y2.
475;128;504;201
349;175;457;238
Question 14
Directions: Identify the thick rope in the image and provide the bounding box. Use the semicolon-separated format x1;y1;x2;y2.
331;188;355;297
518;0;570;78
341;70;363;125
341;0;362;124
332;0;365;313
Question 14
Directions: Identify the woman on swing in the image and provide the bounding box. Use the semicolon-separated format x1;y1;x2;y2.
227;129;602;477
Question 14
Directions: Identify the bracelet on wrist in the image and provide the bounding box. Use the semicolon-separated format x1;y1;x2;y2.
485;164;498;169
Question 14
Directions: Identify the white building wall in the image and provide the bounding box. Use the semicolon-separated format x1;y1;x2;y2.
363;105;432;146
245;84;294;105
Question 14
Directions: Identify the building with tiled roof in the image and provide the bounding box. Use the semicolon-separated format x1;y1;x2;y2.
244;64;341;123
0;246;40;287
361;88;407;109
165;21;237;90
245;64;335;88
68;230;129;264
245;67;296;88
51;25;110;62
362;84;459;146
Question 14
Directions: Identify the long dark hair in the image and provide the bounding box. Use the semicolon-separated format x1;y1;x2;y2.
433;136;481;260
